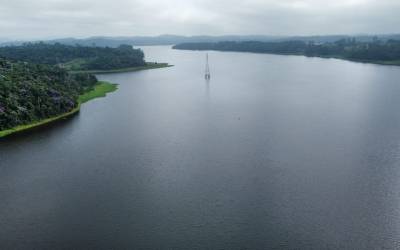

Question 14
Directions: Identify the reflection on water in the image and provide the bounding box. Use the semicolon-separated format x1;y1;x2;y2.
205;77;210;98
1;46;400;249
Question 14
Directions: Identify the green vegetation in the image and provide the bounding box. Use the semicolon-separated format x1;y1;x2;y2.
78;81;118;103
0;80;117;138
173;38;400;66
0;58;97;131
0;105;81;138
0;43;146;71
0;55;120;137
70;62;172;74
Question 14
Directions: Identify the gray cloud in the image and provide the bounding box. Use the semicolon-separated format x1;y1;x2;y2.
0;0;399;39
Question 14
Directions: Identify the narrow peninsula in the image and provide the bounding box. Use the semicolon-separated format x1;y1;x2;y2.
0;43;170;138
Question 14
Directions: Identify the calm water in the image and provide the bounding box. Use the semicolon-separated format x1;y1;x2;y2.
2;46;400;249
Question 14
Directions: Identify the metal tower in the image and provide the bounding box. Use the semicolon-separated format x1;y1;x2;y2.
205;53;210;79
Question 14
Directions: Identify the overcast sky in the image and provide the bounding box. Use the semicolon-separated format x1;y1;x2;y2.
1;0;399;40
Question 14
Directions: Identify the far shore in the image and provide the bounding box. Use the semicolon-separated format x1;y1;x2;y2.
173;47;400;67
0;81;118;138
69;62;172;74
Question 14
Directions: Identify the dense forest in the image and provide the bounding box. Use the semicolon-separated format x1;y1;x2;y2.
173;38;400;65
0;58;97;130
0;43;146;70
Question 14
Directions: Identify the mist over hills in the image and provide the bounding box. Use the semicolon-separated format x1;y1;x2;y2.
2;34;400;48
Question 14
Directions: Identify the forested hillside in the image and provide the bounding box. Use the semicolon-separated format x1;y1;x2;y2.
0;43;145;71
0;58;97;130
173;39;400;65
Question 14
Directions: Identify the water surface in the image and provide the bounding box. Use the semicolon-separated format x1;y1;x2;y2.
2;46;400;249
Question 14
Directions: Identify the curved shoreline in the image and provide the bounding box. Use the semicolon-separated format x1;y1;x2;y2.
0;62;172;139
69;62;172;74
0;81;118;138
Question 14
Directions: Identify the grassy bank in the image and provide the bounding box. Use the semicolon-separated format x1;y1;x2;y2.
69;62;172;74
0;81;118;138
79;81;118;103
0;105;81;138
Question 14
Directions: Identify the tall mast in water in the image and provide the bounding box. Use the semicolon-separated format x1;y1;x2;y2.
205;53;210;79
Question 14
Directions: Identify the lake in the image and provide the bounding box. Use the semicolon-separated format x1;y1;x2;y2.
1;46;400;249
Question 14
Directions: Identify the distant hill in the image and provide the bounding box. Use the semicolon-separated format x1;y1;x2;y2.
1;35;282;47
2;34;400;48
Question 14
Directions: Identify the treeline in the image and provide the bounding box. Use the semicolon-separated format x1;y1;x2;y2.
0;58;97;130
173;39;400;64
0;43;146;71
173;41;307;54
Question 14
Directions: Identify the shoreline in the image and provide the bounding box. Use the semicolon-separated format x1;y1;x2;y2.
0;81;118;138
69;62;172;74
173;48;400;67
0;61;172;138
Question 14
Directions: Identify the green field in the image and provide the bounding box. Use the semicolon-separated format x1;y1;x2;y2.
0;81;118;138
79;81;118;103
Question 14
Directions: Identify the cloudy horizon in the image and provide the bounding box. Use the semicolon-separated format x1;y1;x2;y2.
1;0;399;40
